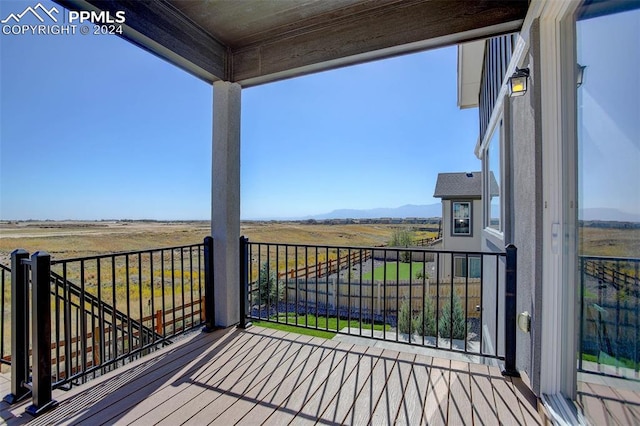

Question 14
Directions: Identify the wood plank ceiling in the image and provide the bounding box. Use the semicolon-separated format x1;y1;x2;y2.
53;0;528;87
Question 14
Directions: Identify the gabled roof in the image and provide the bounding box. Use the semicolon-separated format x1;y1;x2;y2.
433;171;498;199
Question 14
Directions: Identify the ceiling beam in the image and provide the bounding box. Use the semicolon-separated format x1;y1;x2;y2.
53;0;228;82
232;0;528;86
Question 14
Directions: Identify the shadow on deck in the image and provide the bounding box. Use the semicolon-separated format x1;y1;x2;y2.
1;326;543;425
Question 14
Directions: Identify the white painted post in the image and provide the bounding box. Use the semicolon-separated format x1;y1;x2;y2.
212;81;241;327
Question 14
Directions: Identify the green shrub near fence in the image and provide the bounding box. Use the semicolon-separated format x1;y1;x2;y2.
414;296;437;336
439;294;466;339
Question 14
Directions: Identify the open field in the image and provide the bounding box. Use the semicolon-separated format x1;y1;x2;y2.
0;220;439;264
579;225;640;258
0;221;211;264
1;220;639;264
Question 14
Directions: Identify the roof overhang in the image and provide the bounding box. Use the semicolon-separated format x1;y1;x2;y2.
53;0;528;88
457;40;486;109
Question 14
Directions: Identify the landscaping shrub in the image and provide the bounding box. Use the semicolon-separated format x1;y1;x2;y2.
414;296;436;336
254;262;283;306
439;294;466;340
415;269;429;280
398;297;413;335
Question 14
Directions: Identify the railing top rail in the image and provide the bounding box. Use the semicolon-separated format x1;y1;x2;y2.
50;241;205;265
0;263;10;272
579;255;640;262
246;239;505;256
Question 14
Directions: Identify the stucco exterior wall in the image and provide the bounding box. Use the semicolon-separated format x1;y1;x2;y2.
441;198;483;252
509;20;543;395
440;198;484;281
475;21;542;394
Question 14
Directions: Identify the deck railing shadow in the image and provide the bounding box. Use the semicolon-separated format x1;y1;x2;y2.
0;238;212;418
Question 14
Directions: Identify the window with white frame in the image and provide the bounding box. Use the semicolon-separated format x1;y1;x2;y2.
452;201;471;235
485;119;502;232
454;256;481;278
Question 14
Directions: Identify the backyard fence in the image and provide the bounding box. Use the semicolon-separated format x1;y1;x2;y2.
241;238;517;370
277;249;373;280
579;255;640;379
285;277;482;319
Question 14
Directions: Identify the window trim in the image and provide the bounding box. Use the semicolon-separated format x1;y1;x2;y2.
454;255;482;279
451;200;473;237
483;118;504;234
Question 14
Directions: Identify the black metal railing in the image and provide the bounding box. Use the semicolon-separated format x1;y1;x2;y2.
579;255;640;379
2;237;213;416
48;242;207;388
240;238;516;366
0;263;11;366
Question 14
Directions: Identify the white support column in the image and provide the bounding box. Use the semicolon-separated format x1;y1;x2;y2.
212;80;241;327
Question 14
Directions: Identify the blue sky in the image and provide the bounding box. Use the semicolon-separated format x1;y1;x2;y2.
577;9;640;217
0;0;482;221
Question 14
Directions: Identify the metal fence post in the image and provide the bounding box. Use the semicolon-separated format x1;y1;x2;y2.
502;244;520;377
202;236;216;332
3;249;30;405
238;236;251;329
26;251;58;416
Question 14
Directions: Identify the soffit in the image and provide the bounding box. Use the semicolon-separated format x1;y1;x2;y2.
54;0;528;87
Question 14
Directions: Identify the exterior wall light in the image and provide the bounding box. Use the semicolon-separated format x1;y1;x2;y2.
508;67;530;97
577;64;586;87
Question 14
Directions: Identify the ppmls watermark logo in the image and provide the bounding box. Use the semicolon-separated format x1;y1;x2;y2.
2;2;125;36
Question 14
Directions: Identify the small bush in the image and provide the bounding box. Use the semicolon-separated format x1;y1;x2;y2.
253;262;283;306
398;298;413;335
414;296;436;336
415;269;429;280
439;294;466;340
389;229;415;263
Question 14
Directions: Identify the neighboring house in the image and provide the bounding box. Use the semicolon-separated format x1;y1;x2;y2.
458;1;639;422
433;171;496;279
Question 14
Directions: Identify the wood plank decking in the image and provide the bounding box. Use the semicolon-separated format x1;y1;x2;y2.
0;326;543;425
577;378;640;425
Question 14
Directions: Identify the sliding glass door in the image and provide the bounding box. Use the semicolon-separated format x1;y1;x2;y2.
576;5;640;382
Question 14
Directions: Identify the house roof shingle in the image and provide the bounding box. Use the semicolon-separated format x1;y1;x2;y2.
433;171;499;199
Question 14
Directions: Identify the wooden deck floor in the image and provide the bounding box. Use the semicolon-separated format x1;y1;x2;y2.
1;326;543;425
577;376;640;425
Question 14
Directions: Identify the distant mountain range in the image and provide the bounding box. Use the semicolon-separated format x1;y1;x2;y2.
303;204;442;220
256;205;639;222
298;205;639;222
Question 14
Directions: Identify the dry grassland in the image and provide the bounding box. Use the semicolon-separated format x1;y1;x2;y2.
579;226;640;258
0;221;438;264
1;221;638;264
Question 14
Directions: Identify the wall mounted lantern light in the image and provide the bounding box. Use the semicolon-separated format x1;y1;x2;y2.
577;64;586;87
508;67;530;97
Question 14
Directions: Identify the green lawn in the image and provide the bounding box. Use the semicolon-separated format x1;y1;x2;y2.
362;262;425;281
252;320;337;339
582;352;638;370
252;314;389;339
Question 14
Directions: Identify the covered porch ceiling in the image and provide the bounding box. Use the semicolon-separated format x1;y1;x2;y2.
54;0;528;87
